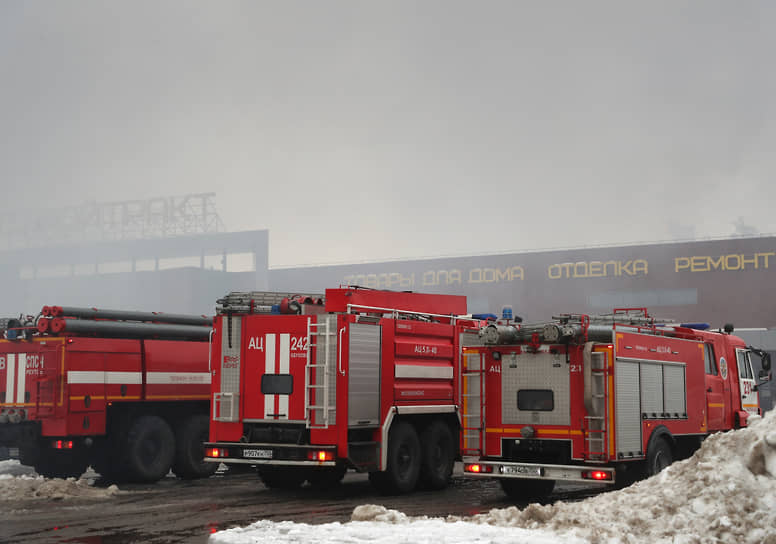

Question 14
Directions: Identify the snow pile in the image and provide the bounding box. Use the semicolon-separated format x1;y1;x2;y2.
210;409;776;544
0;474;120;501
208;517;579;544
0;459;35;477
464;410;776;543
0;460;119;501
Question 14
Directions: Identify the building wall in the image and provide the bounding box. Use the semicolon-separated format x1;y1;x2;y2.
269;236;776;330
0;230;268;317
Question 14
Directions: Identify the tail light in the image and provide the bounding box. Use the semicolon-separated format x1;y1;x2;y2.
308;450;335;462
582;470;613;481
464;463;493;474
206;447;228;458
52;440;74;450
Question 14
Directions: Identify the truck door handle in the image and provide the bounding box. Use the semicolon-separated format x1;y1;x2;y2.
338;327;346;376
707;387;712;393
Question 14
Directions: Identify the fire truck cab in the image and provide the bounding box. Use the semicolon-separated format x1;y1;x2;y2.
461;309;771;499
205;287;479;494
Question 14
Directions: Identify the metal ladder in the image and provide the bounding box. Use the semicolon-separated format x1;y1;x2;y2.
583;352;609;460
305;318;336;429
461;351;486;456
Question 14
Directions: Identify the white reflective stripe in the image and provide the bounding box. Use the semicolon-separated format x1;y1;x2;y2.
5;354;15;404
67;371;105;383
106;372;143;384
264;334;276;417
278;334;290;418
279;334;290;374
146;372;210;385
16;353;26;403
395;364;454;379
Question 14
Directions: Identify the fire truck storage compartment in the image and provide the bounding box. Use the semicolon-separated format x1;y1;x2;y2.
615;358;687;458
214;314;241;422
348;322;381;427
502;350;570;426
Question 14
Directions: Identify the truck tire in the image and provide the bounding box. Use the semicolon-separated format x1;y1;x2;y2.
126;415;175;483
645;435;673;478
419;421;455;490
171;414;218;480
258;466;306;489
369;421;421;494
499;478;555;501
33;450;89;479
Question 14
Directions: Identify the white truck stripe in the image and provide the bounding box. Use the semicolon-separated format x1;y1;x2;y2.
67;370;105;383
395;364;454;379
5;354;15;404
264;334;276;417
106;371;143;384
146;372;210;384
16;353;26;403
278;333;290;418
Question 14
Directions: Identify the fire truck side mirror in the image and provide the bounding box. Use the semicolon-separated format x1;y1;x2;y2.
762;353;772;371
758;370;772;383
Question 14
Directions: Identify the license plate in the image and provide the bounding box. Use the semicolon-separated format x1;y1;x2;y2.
500;465;542;476
243;448;272;459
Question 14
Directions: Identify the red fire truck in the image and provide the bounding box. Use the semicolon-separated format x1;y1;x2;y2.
0;306;216;482
460;309;772;499
205;288;480;493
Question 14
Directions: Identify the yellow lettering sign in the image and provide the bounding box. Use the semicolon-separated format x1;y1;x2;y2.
674;253;774;273
548;260;648;279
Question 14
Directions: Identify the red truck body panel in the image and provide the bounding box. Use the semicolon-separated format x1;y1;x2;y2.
1;336;210;438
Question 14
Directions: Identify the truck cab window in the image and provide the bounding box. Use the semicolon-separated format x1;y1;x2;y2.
736;351;754;379
704;344;718;375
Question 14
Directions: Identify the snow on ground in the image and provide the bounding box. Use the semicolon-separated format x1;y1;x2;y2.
210;410;776;544
0;459;35;477
0;460;119;501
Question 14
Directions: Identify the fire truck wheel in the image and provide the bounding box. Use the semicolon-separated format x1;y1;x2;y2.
369;421;421;494
33;450;89;479
258;466;306;489
419;421;455;490
126;416;176;483
171;414;218;479
646;435;673;477
499;477;555;501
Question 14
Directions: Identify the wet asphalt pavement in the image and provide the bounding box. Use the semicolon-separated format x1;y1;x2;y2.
0;465;605;544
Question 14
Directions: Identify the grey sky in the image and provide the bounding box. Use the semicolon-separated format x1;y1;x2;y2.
1;1;774;267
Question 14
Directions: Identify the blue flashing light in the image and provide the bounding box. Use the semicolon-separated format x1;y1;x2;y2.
502;306;513;320
472;313;498;321
681;322;710;330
